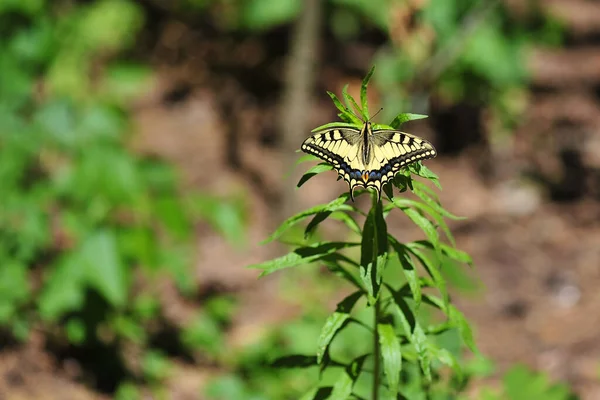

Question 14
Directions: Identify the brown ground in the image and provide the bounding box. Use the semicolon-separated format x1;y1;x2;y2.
2;1;600;399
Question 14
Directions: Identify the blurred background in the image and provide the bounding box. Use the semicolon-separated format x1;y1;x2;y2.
1;0;600;398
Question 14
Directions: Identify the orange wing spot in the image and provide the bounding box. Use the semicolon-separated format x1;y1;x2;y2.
361;171;369;183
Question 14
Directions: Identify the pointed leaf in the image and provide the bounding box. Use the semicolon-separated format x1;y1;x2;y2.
304;211;332;238
297;163;334;188
389;113;428;129
329;212;362;235
406;242;448;309
409;163;441;190
327;91;362;125
360;66;375;120
317;291;363;363
401;207;440;254
263;194;351;243
311;122;362;132
389;238;421;309
80;230;127;307
249;241;359;277
378;323;402;397
317;312;350;364
422;294;478;355
342;84;362;117
296;154;321;164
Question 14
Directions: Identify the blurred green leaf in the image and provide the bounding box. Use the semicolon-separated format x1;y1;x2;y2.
181;312;224;356
378;323;401;397
191;194;247;248
242;0;301;30
80;230;128;307
142;350;171;382
0;262;30;323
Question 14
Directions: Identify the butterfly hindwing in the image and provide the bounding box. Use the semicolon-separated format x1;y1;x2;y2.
301;123;437;200
363;129;437;193
301;126;366;192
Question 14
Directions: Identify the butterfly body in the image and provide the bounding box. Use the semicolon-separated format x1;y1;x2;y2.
301;121;437;200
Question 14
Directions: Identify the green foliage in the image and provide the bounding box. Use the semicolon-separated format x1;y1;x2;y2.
0;0;246;390
250;68;478;398
471;365;577;400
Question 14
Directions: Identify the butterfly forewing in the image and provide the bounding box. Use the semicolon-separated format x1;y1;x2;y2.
301;122;437;200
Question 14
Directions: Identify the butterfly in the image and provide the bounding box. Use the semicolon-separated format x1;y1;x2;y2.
301;120;437;201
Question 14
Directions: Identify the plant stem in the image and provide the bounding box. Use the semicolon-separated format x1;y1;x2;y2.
371;191;381;399
373;295;381;399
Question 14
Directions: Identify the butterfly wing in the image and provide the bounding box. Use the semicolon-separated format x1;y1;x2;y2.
300;125;437;201
363;129;437;195
300;125;367;198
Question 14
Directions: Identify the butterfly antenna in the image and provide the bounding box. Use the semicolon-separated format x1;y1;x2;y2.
371;107;384;121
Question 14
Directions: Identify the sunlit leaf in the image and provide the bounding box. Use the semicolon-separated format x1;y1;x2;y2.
361;65;375;119
389;113;428;129
342;84;362;117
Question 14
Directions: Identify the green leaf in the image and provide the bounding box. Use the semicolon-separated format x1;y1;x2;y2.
430;347;463;382
328;370;353;400
422;294;478;355
81;230;128;307
359;198;388;303
329;212;362;236
327;91;352;117
342;84;362;117
390;197;454;247
378;323;402;397
249;241;360;277
412;180;463;220
310;121;362;132
401;207;440;254
317;312;349;364
297;163;334;188
296;153;321;164
389;113;428;129
304;211;332;238
406;242;448;309
409;163;441;190
389;239;421;309
242;0;302;30
262;193;352;243
300;386;333;400
389;287;432;381
361;66;375;119
322;256;364;291
317;290;362;363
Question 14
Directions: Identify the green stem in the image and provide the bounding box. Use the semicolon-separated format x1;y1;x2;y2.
373;296;381;399
371;191;381;399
